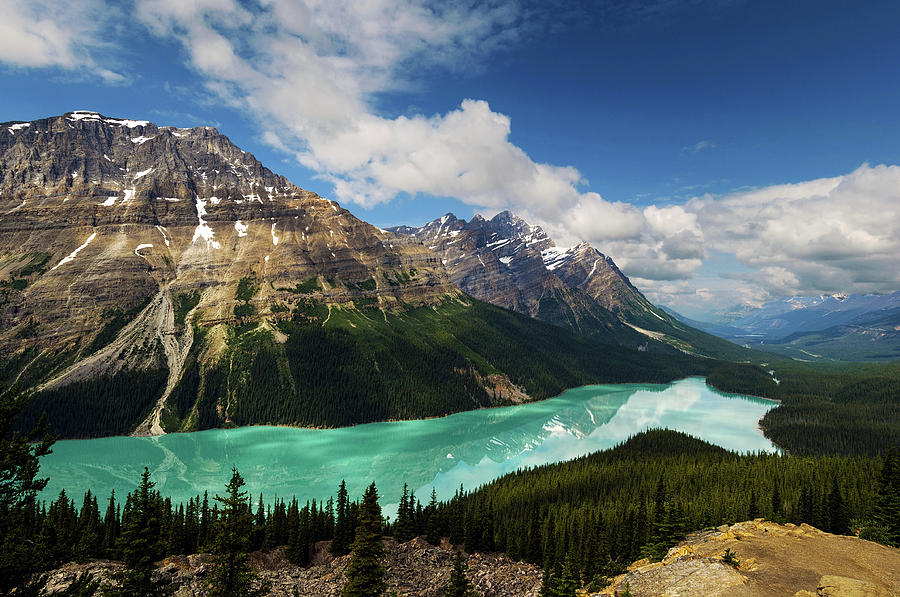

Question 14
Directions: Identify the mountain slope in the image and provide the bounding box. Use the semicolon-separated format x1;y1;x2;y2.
391;212;753;360
695;292;900;361
753;307;900;362
1;112;720;438
723;292;900;340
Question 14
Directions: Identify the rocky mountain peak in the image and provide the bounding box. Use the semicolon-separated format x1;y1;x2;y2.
1;110;299;204
390;209;734;355
391;211;662;347
0;111;456;405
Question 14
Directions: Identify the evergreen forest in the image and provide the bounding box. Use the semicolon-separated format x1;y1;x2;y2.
3;419;898;594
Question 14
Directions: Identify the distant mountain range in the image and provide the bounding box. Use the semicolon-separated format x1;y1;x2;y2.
668;292;900;362
2;111;749;439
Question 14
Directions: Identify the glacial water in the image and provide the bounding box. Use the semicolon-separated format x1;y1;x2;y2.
39;377;776;515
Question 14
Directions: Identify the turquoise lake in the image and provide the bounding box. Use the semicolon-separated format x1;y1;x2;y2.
39;377;776;515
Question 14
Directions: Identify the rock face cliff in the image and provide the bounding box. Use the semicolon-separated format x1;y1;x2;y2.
391;212;745;358
0;111;451;352
0;112;453;435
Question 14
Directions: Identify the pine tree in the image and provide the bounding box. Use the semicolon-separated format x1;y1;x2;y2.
199;491;211;550
870;446;900;546
102;490;120;559
443;551;476;597
425;488;441;545
252;494;266;551
394;484;415;543
827;477;850;535
747;489;759;520
551;554;578;596
332;480;353;556
74;491;101;562
106;468;172;596
205;468;269;597
770;482;783;522
287;498;309;566
0;398;53;594
343;482;387;597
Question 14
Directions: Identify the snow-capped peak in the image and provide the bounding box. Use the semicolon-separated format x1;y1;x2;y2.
67;110;150;129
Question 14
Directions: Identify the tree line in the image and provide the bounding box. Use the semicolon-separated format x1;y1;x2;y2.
4;425;898;595
707;360;900;456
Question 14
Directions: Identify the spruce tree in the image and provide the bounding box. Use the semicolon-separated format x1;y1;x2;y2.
747;489;759;520
770;482;783;522
199;491;211;550
102;490;120;558
343;482;387;597
827;477;850;535
0;398;53;594
74;491;101;562
443;550;476;597
106;468;172;597
394;484;415;543
332;480;352;556
425;488;441;545
551;554;578;596
252;494;266;551
205;468;269;597
871;446;900;546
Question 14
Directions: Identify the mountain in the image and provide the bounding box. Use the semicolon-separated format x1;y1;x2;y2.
692;292;900;361
390;212;752;360
1;112;715;438
752;306;900;362
659;307;748;338
727;292;900;339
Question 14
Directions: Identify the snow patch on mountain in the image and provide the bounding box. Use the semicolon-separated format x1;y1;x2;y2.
192;197;221;249
50;232;97;271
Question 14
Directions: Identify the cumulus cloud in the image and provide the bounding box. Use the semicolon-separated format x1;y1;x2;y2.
131;0;590;214
689;164;900;295
0;0;125;82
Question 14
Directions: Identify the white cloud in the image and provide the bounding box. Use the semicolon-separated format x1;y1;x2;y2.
0;0;124;82
637;164;900;315
689;164;900;294
132;0;584;214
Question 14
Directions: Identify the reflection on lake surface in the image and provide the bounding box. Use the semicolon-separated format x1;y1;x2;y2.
40;377;776;513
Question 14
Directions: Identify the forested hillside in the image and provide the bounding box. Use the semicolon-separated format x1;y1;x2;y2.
16;297;731;438
707;360;900;456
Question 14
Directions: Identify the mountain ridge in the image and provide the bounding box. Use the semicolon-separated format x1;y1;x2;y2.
678;291;900;361
390;211;754;360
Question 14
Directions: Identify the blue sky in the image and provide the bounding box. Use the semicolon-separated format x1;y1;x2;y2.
2;0;899;319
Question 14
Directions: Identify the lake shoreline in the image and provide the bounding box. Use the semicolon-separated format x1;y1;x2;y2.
39;377;780;509
64;375;777;443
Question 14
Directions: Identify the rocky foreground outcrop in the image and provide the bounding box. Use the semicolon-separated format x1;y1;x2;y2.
36;522;900;596
39;537;542;596
600;520;900;597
